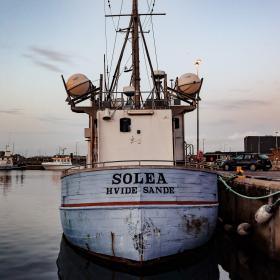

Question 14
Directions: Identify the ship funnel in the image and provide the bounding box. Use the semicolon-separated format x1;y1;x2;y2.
66;73;90;96
103;108;112;121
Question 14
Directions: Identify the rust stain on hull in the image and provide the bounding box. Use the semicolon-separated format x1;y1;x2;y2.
111;232;116;256
182;214;208;235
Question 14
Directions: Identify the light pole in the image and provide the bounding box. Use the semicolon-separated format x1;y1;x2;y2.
276;131;279;150
202;138;205;153
194;59;202;76
194;59;202;155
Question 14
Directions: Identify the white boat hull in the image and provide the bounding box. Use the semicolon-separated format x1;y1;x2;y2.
60;167;218;262
42;164;73;171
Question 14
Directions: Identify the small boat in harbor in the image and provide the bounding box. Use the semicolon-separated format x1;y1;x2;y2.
42;155;73;171
0;146;14;170
59;0;218;265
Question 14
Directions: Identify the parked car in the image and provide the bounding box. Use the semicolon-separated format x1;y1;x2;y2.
220;154;272;171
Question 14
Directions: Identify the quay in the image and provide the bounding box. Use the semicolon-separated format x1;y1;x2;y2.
218;170;280;261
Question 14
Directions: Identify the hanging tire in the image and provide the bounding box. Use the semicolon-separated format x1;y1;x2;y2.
249;164;257;171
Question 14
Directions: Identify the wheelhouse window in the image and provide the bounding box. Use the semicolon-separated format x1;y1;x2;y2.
120;118;131;132
174;118;180;129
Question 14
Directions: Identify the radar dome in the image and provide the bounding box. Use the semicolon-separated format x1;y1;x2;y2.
178;73;201;95
66;74;90;96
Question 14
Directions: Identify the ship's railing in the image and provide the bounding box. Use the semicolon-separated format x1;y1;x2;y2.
62;159;220;176
184;162;220;170
97;98;171;110
63;159;176;175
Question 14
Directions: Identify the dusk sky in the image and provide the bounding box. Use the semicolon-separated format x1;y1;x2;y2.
1;0;280;156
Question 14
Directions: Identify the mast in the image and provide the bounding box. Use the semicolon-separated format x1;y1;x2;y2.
132;0;141;108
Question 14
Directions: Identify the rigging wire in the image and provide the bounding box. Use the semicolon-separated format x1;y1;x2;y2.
142;0;159;70
141;38;152;89
104;0;158;93
121;53;132;74
108;0;124;85
142;0;155;29
107;0;118;32
150;9;159;70
103;0;109;88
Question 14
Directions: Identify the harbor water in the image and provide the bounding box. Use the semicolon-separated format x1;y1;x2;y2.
0;170;279;279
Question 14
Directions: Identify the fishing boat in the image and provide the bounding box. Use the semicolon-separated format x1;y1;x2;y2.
60;0;218;265
42;155;73;171
0;146;14;170
42;148;74;171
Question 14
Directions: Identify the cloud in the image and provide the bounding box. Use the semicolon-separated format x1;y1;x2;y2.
23;46;73;73
38;114;84;127
30;46;72;64
227;131;260;140
203;119;236;126
229;88;251;93
38;115;68;123
33;60;62;72
0;108;23;115
204;98;271;110
223;99;269;109
0;41;11;49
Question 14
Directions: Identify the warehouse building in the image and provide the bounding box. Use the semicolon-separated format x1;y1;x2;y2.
244;136;279;154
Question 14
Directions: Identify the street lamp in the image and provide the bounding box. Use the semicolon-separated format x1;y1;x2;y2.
194;59;202;76
202;138;205;153
194;59;202;155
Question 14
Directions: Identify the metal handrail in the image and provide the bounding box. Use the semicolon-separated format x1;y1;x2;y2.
62;159;220;176
63;159;176;175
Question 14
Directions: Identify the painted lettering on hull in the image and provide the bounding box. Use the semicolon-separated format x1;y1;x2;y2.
107;172;174;195
143;186;175;194
112;172;167;185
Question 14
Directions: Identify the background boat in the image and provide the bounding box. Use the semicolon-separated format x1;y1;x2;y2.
0;146;14;170
42;155;73;171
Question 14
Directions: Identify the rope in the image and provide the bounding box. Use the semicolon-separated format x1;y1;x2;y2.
218;175;280;200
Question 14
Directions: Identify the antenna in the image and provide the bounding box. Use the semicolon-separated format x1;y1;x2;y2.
105;0;165;108
132;0;141;108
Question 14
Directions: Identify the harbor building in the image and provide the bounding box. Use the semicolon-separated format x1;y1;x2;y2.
244;136;279;154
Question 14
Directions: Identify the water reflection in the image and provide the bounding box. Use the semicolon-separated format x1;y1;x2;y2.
0;171;12;195
57;236;220;279
217;233;280;280
15;172;25;185
0;170;26;196
51;172;62;184
57;231;280;280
